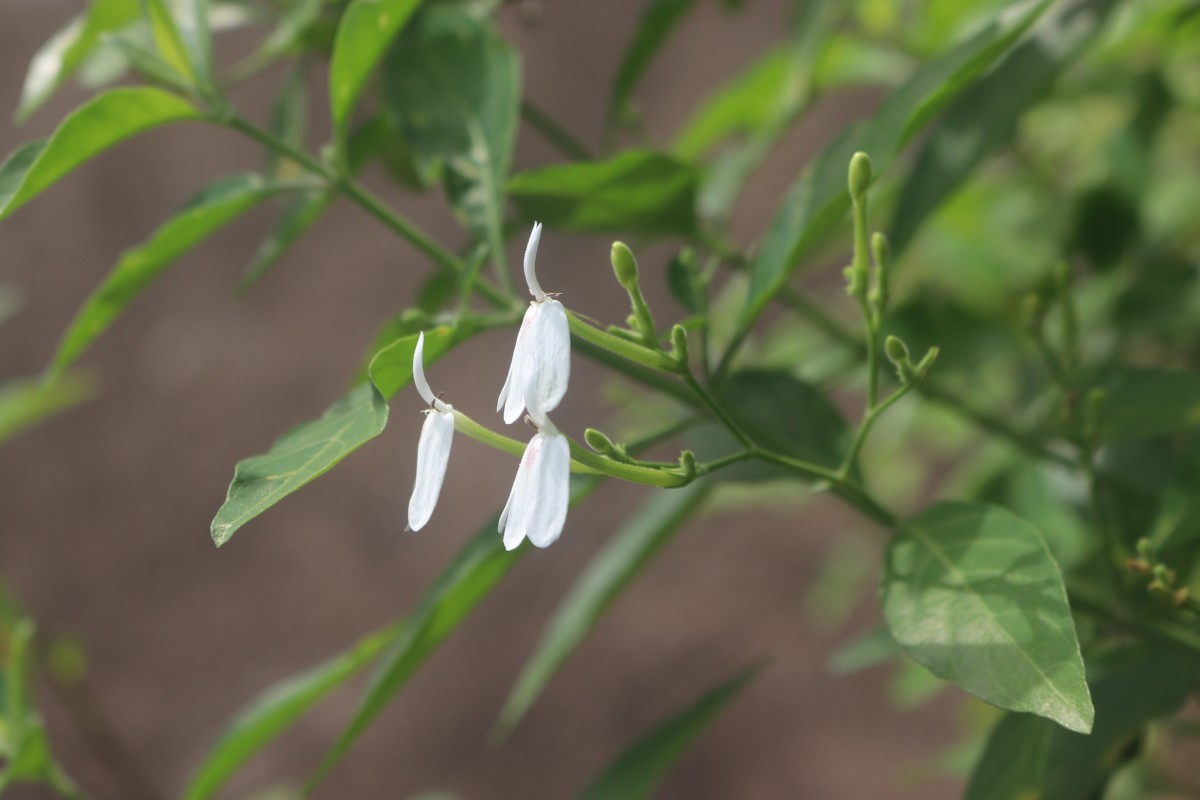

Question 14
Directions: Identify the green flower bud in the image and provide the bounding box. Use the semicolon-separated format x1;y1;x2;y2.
585;427;617;454
611;242;640;289
670;324;689;368
678;450;697;479
884;335;910;366
848;151;873;202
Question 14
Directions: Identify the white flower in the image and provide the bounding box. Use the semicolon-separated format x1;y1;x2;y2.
497;222;571;425
498;411;571;551
407;332;454;532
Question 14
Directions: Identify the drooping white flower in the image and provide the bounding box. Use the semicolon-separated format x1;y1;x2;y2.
408;332;454;532
497;222;571;425
498;412;571;551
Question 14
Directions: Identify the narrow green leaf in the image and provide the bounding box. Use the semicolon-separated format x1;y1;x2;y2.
50;174;288;377
143;0;199;81
16;0;141;121
180;623;404;800
964;712;1055;800
328;0;423;145
0;87;201;222
889;0;1121;255
238;0;324;75
1098;367;1200;441
265;62;309;179
827;625;898;675
881;501;1094;733
609;0;700;128
578;663;761;800
309;477;604;790
238;191;333;290
0;374;97;447
496;484;709;737
107;30;196;92
508;150;699;238
740;0;1051;328
210;326;458;546
381;7;518;274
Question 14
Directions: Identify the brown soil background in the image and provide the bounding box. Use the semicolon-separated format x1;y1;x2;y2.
0;2;963;798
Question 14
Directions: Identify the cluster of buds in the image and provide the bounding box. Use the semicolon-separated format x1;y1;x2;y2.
406;224;574;550
1127;538;1191;608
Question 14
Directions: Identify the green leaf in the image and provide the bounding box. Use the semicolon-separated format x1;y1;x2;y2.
828;625;898;675
0;87;201;222
740;0;1051;329
238;191;333;291
210;326;458;546
495;484;709;738
609;0;700;128
0;374;97;447
508;150;699;238
328;0;423;146
265;62;309;180
180;623;404;800
881;501;1093;733
964;712;1055;800
578;663;760;800
16;0;141;121
309;477;604;790
49;174;289;377
889;0;1121;255
143;0;201;82
381;7;518;274
1098;368;1200;441
236;0;324;76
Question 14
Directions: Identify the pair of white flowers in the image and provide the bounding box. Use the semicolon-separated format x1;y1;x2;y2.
407;224;572;550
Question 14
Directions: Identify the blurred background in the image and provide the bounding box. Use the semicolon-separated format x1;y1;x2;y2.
0;1;1006;797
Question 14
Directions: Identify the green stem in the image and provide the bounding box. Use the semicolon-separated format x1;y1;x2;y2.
682;373;754;451
568;312;681;373
521;100;593;161
838;384;915;478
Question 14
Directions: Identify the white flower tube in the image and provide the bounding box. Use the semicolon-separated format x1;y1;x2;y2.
498;424;571;551
497;223;571;424
407;332;454;532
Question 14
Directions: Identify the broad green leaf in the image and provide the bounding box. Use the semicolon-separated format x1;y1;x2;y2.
0;87;201;222
889;0;1120;255
381;7;518;273
965;712;1055;800
1040;645;1194;800
238;191;333;290
181;622;404;800
1098;368;1200;441
210;327;457;546
881;501;1093;733
740;0;1051;329
609;0;700;128
495;484;709;737
0;374;97;447
578;663;760;800
17;0;141;121
328;0;423;145
50;174;289;377
508;150;699;237
309;477;603;790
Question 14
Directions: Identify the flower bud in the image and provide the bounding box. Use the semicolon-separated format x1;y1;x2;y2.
678;450;697;479
611;242;640;290
670;324;689;368
585;427;616;454
884;335;910;366
848;151;873;202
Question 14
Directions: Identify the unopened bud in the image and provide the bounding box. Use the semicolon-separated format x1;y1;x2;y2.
585;427;616;454
884;335;910;366
679;450;697;479
914;347;939;380
670;324;689;368
611;242;640;289
848;152;873;202
869;232;890;314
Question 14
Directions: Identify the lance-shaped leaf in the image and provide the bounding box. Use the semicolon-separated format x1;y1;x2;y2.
0;374;97;447
381;7;518;272
889;0;1121;255
508;150;699;238
210;327;459;546
740;0;1051;330
495;484;709;737
143;0;202;82
17;0;141;121
881;501;1093;733
308;477;604;790
608;0;700;129
578;663;761;800
49;174;292;377
964;712;1055;800
0;87;201;222
238;191;333;290
180;622;405;800
328;0;422;145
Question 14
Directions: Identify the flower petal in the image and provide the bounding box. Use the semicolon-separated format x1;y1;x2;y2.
523;299;571;421
498;303;537;424
524;433;570;548
412;331;437;407
501;434;542;550
523;222;545;300
407;409;454;531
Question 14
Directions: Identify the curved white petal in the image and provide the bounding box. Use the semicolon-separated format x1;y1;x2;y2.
412;331;437;407
499;303;539;424
407;409;454;531
501;434;542;550
524;433;570;548
523;222;545;300
523;299;571;421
